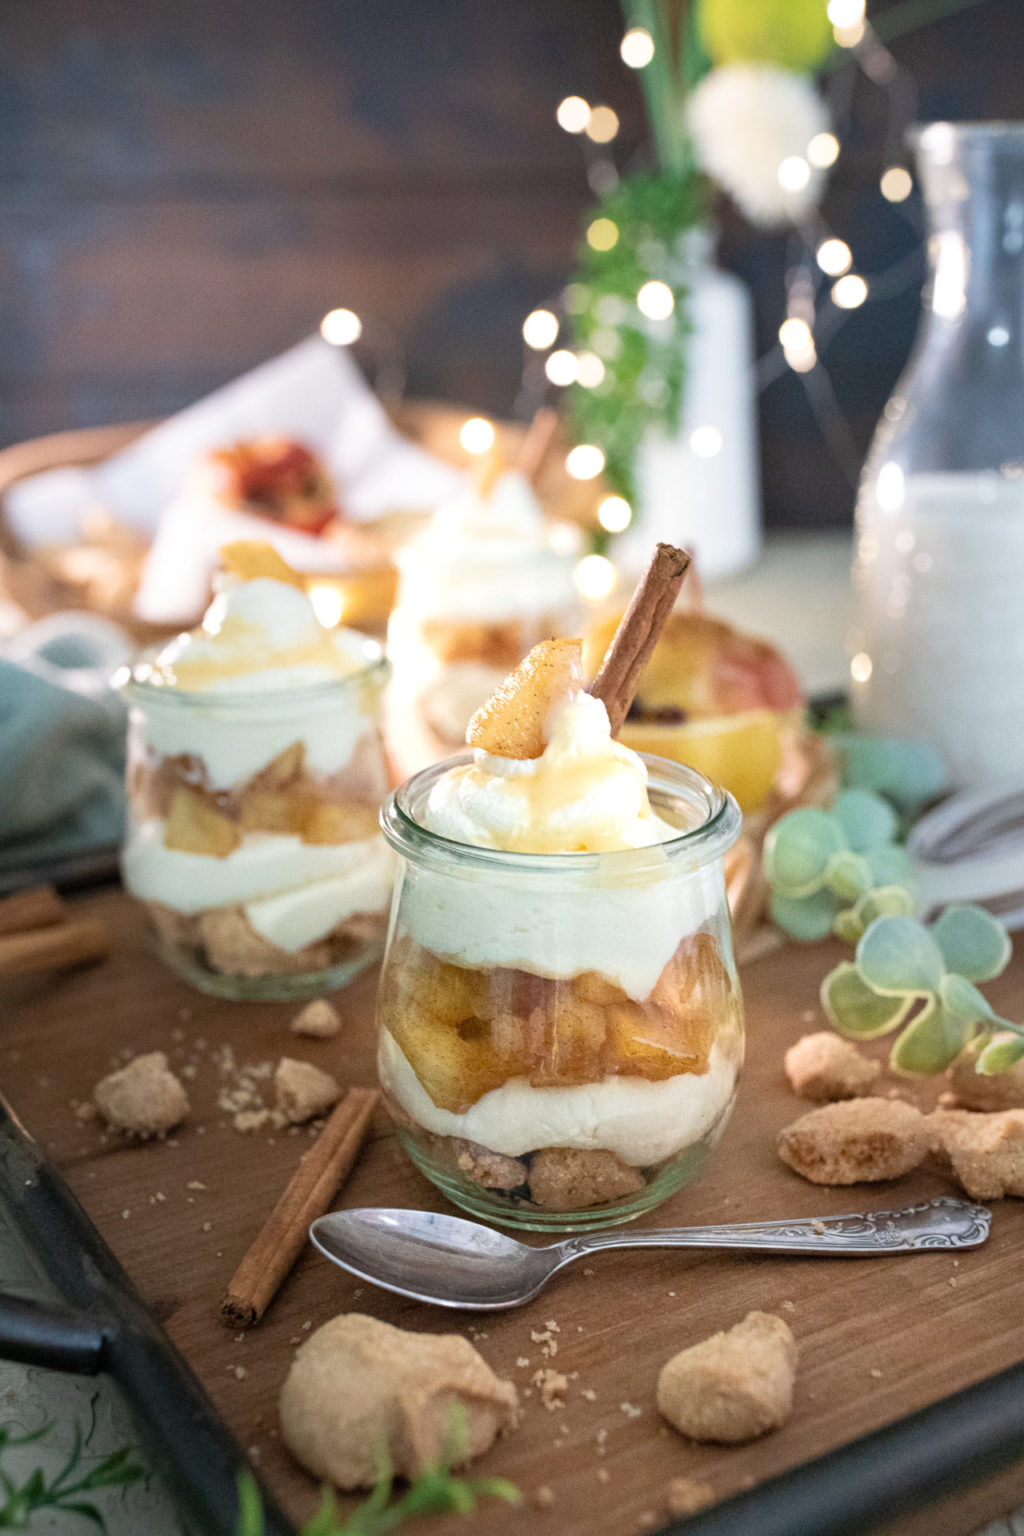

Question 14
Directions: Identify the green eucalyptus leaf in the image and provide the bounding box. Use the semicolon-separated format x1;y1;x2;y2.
824;849;872;902
832;788;898;852
940;973;997;1027
931;904;1012;983
832;908;865;945
764;809;846;898
770;888;841;942
976;1033;1024;1075
864;844;915;890
853;885;917;927
890;999;972;1075
856;916;945;996
820;962;915;1038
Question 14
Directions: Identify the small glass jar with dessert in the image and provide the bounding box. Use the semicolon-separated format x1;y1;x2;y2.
384;466;581;779
376;616;744;1231
117;542;394;1000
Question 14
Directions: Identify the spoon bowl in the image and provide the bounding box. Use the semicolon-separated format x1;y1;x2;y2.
310;1196;990;1311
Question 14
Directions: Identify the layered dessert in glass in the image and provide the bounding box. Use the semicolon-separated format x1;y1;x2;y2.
118;543;393;999
384;467;581;778
377;631;744;1229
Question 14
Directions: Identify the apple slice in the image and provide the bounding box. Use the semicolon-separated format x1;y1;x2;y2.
466;637;583;759
218;540;306;589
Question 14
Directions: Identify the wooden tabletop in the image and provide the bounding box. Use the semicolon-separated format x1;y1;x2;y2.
3;886;1024;1536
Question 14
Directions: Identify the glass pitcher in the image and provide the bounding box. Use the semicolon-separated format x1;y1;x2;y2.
851;123;1024;786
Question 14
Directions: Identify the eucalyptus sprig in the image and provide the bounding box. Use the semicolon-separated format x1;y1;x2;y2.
568;170;703;506
236;1406;519;1536
763;789;915;943
822;904;1023;1076
0;1421;144;1530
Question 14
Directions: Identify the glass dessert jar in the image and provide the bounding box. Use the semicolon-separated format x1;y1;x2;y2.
384;471;581;778
377;755;743;1231
118;637;393;1001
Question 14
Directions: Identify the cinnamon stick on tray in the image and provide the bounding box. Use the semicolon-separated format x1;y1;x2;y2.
0;919;111;980
0;884;67;937
221;1085;378;1328
589;542;690;736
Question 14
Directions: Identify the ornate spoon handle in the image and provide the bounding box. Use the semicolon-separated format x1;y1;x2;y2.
565;1197;990;1259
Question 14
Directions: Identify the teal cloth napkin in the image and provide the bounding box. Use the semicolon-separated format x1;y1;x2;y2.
0;617;131;876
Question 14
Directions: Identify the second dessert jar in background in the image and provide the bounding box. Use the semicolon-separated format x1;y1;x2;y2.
117;544;394;1000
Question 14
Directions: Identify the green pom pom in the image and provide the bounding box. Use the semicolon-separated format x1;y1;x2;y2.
697;0;834;71
931;904;1012;983
856;916;945;996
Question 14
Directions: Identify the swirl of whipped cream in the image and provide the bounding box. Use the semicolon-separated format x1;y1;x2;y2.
423;691;676;854
150;576;359;693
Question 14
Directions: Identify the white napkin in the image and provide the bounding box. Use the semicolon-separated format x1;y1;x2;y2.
5;336;463;622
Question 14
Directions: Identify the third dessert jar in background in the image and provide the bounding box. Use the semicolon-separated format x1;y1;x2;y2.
374;639;744;1232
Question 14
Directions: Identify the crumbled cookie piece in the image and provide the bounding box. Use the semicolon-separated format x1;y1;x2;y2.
280;1313;517;1489
929;1108;1024;1199
528;1147;645;1210
777;1097;929;1185
784;1032;881;1102
453;1139;527;1192
199;906;332;977
291;999;342;1039
657;1312;797;1444
93;1052;189;1137
274;1058;341;1124
532;1368;568;1409
945;1040;1024;1112
666;1476;716;1516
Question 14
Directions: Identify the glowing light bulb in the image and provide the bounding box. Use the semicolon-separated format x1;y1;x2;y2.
576;352;606;388
636;281;674;320
816;238;852;276
827;0;865;24
587;218;619;252
785;340;817;373
556;96;591;134
778;156;811;192
597;495;631;533
880;166;913;203
459;417;496;455
522;309;559;350
850;651;873;683
620;27;655;68
320;308;362;345
307;582;344;628
778;318;813;352
807;132;840;169
832;273;869;309
833;18;865;45
574;553;617;601
566;444;606;480
586;106;619;144
690;426;723;458
545;349;579;387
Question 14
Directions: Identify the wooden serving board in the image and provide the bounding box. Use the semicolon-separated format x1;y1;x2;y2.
3;887;1024;1536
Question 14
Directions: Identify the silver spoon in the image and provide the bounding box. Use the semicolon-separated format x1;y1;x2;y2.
310;1196;990;1311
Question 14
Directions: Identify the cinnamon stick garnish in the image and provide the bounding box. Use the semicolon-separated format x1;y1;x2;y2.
589;542;690;736
0;919;110;979
515;407;559;484
220;1085;378;1328
0;885;66;937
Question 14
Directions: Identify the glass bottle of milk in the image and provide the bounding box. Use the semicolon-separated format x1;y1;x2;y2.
852;123;1024;786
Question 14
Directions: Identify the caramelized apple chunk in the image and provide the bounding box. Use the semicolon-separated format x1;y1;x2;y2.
218;540;307;588
164;787;240;858
466;637;583;759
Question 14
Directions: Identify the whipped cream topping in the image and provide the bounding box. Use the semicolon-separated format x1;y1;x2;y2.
396;470;579;623
423;691;677;854
149;576;361;693
379;1030;737;1166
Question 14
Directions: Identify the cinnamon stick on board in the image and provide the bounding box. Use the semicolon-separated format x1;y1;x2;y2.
221;1085;378;1328
588;542;691;736
0;919;111;980
0;884;66;937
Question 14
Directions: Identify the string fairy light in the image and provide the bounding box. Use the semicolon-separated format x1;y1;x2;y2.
587;217;619;251
459;417;496;454
620;27;655;69
522;309;560;349
636;280;674;320
880;165;914;202
556;96;591;133
832;273;869;308
586;106;620;144
574;553;618;600
597;495;632;532
816;238;853;276
545;349;579;386
320;308;362;345
565;444;606;479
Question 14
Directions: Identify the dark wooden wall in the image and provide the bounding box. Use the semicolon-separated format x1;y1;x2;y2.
1;0;1021;527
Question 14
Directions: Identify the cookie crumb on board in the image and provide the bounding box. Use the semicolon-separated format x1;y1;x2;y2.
666;1477;716;1517
290;999;342;1039
274;1058;341;1124
93;1053;189;1137
784;1032;881;1102
929;1108;1024;1198
777;1098;929;1185
657;1311;797;1444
